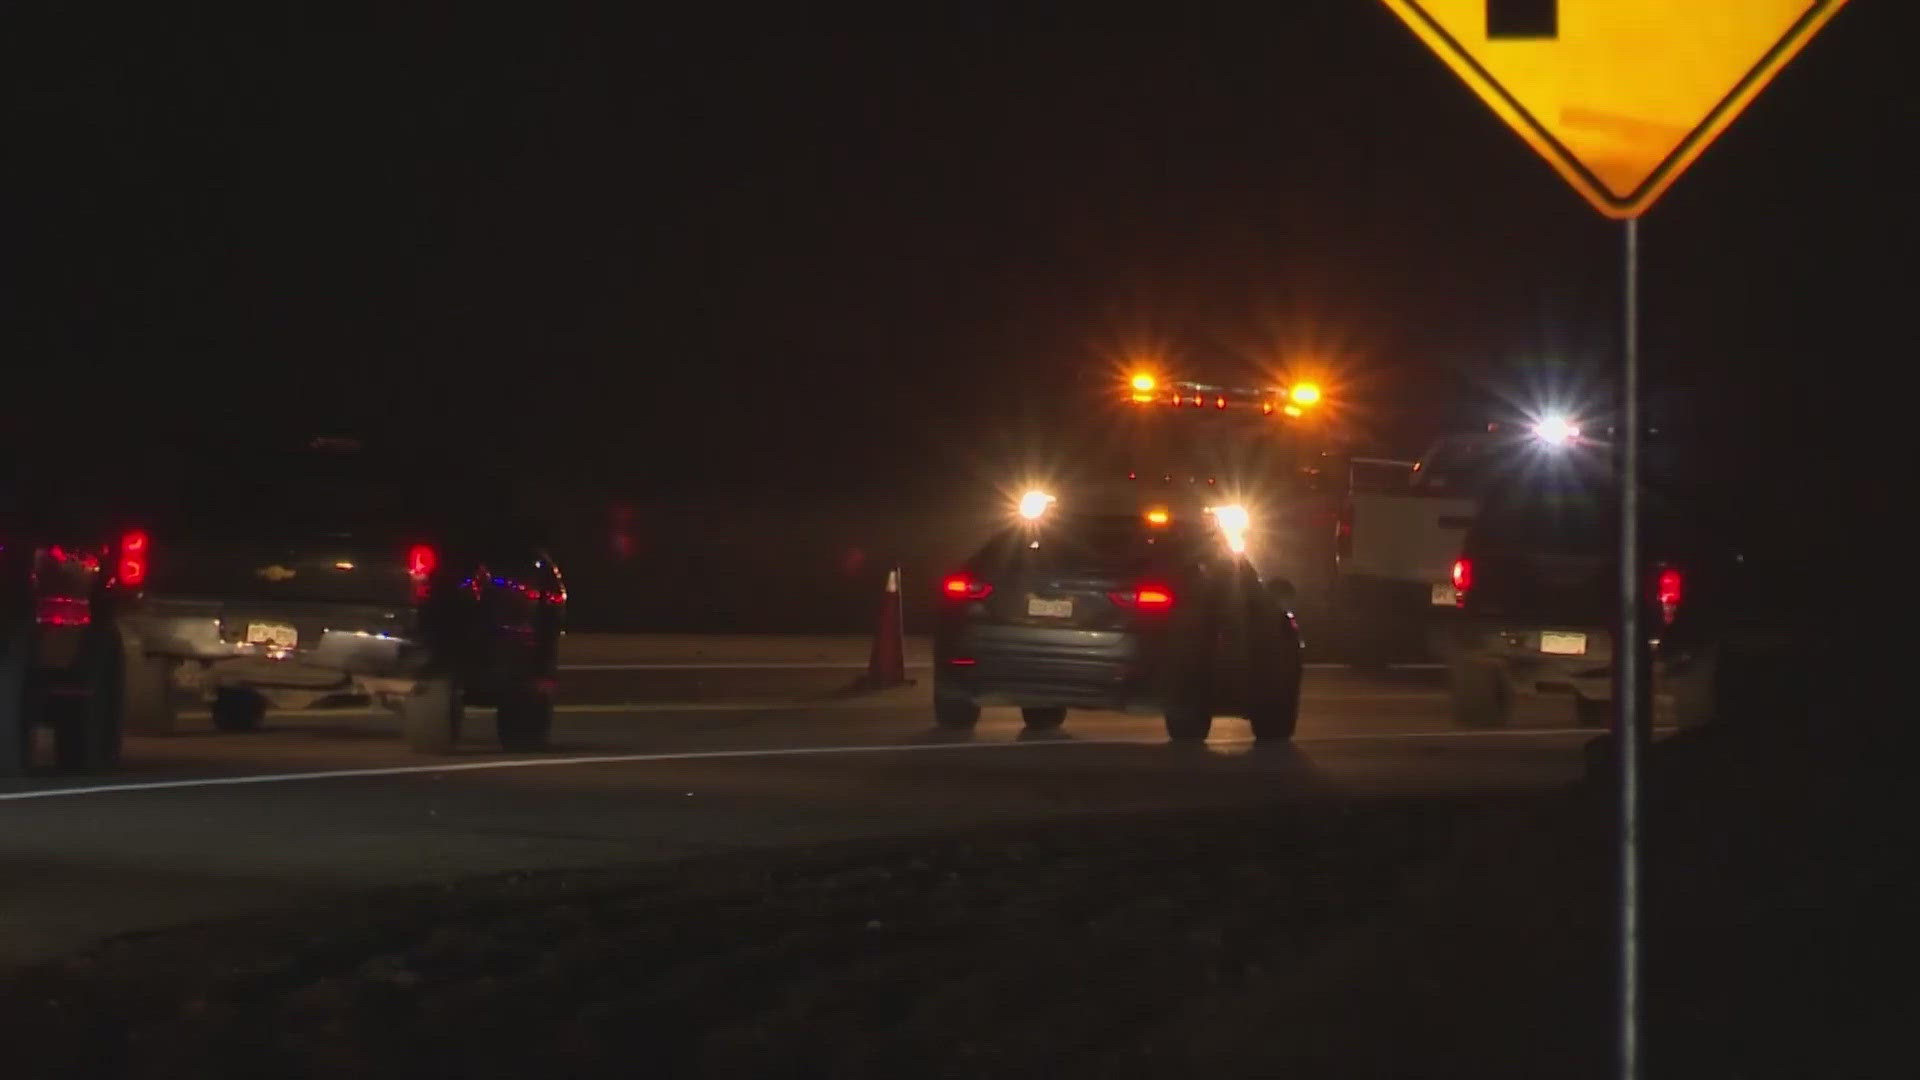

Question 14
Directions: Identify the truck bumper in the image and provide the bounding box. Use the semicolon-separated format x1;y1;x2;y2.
122;599;429;701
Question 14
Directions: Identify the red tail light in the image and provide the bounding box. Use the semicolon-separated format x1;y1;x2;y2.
407;543;438;602
37;597;92;627
1109;584;1175;612
118;529;149;588
1450;557;1472;607
1656;565;1683;625
941;573;993;601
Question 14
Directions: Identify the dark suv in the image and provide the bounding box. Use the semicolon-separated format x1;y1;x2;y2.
933;493;1302;741
108;437;566;754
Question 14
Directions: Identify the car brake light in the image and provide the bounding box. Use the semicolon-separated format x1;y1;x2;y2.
408;543;438;602
1451;557;1472;607
941;573;993;600
1109;585;1174;612
119;529;149;588
1656;566;1683;625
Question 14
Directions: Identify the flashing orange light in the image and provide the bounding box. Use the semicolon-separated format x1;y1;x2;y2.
1129;373;1157;393
1283;404;1304;418
1290;383;1322;406
1144;508;1171;526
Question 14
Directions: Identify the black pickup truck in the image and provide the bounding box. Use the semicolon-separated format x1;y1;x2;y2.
105;436;567;754
3;457;122;777
1444;461;1809;732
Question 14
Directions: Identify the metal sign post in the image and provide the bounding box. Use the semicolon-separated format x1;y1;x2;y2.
1616;215;1643;1079
1375;5;1853;1077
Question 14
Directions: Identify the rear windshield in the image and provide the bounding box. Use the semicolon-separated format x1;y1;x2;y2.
127;445;502;530
971;514;1209;573
1473;489;1615;550
1415;436;1504;493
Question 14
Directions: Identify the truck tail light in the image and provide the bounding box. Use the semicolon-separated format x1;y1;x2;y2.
407;543;438;602
1656;565;1683;625
1451;557;1472;607
118;529;150;588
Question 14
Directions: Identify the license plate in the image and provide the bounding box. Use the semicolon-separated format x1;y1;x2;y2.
1540;631;1588;656
1027;597;1073;618
1431;582;1456;606
245;622;299;649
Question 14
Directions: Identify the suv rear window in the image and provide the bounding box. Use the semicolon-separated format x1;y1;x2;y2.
972;514;1208;572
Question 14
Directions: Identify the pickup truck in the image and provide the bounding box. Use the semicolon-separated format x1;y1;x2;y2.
1443;446;1810;731
1328;432;1495;664
107;437;566;754
3;463;121;777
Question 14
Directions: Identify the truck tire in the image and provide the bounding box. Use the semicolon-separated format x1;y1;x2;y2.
402;675;463;754
496;683;554;752
211;687;268;733
51;628;123;772
933;694;980;731
1449;659;1511;728
119;637;178;737
1020;706;1066;731
2;622;29;778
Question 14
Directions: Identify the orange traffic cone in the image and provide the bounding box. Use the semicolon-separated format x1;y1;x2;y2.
858;566;911;689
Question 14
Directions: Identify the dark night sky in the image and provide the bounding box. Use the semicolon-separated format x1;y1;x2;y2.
5;5;1906;499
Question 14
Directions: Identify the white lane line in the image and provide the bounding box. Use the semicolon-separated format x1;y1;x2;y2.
559;661;930;671
0;725;1625;803
559;661;1445;672
182;690;1439;721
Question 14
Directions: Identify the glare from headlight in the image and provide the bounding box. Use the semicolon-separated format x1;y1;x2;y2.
1017;490;1056;520
1531;416;1580;446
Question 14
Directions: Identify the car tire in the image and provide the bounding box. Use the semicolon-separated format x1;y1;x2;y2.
402;675;464;754
1;621;30;779
1020;706;1066;731
1246;688;1299;742
933;694;980;730
1574;695;1611;727
50;628;124;773
496;683;554;752
1449;659;1511;728
211;687;268;733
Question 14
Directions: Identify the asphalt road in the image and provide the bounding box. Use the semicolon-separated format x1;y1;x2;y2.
0;635;1629;971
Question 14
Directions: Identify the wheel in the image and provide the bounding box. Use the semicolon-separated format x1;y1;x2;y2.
1448;659;1511;728
51;628;124;772
401;675;463;754
211;686;268;733
119;636;179;737
1246;686;1300;741
496;683;554;751
1574;695;1611;727
1164;700;1213;740
1;622;29;779
1020;706;1066;731
934;694;980;730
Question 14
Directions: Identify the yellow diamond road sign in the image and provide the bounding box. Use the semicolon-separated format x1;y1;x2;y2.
1380;0;1850;218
